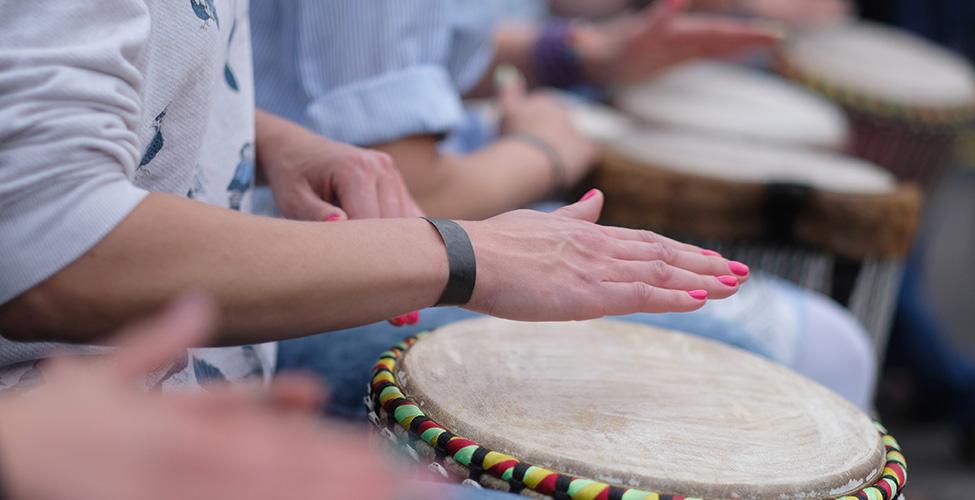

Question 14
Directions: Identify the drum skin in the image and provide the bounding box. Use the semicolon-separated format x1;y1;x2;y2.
615;61;850;151
777;22;975;188
393;318;888;499
595;130;921;260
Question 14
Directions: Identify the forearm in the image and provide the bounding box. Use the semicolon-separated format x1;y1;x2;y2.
375;136;554;220
0;194;447;345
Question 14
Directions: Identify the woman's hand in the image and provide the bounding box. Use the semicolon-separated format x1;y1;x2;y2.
575;0;783;85
256;110;423;222
497;70;597;189
693;0;852;28
462;189;749;320
0;294;412;500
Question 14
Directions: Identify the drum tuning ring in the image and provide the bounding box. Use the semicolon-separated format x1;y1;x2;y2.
363;395;374;411
380;427;397;443
428;462;449;478
403;443;420;461
367;412;382;428
461;479;484;489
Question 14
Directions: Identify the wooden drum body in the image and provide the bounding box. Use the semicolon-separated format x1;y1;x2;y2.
615;61;850;151
367;318;909;499
778;22;975;188
594;130;921;349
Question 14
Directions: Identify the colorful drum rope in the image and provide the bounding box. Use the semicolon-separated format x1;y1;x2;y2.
368;333;909;500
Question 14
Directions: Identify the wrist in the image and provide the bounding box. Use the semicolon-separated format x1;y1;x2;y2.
420;218;477;306
502;133;567;194
532;21;588;88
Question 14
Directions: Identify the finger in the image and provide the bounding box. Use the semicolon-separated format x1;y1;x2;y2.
598;224;704;254
109;291;216;378
376;175;405;219
334;172;382;219
637;0;686;35
672;15;785;46
397;175;425;218
607;260;739;299
553;188;603;223
609;240;750;283
267;373;328;415
600;281;708;316
288;182;348;222
496;64;527;112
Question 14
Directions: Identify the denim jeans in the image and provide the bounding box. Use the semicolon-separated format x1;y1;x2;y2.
277;304;774;420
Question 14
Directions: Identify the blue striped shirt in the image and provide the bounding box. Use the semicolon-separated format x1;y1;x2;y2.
251;1;498;146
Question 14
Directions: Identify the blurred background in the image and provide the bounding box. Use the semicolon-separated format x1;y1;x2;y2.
499;1;975;497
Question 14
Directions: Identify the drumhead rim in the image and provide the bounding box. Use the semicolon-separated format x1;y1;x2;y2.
614;61;851;149
368;330;909;500
777;22;975;127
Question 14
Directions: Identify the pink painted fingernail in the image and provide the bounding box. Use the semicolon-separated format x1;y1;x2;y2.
325;214;341;222
729;261;750;277
580;189;599;202
406;311;420;325
701;249;722;257
388;315;408;327
717;275;738;287
688;290;708;300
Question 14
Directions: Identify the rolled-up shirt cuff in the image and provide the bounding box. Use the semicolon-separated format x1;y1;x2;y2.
305;65;466;146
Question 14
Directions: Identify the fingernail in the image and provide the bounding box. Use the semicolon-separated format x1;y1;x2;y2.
580;189;599;202
406;311;420;325
325;214;341;222
729;261;750;277
688;290;708;300
389;315;407;327
701;249;722;257
717;275;738;287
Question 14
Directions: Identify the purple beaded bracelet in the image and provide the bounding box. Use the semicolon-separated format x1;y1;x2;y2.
532;21;587;89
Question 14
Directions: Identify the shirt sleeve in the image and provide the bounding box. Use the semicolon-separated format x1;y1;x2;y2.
0;0;151;304
255;0;496;146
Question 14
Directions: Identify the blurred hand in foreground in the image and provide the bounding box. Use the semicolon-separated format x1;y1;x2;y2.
0;293;414;500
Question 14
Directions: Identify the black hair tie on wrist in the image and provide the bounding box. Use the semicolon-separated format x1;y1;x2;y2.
505;132;568;195
422;218;477;306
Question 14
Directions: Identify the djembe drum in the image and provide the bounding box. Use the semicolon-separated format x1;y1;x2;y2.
594;130;920;349
615;61;850;150
367;318;909;499
777;22;975;188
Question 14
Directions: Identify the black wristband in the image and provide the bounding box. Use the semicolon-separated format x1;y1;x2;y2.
422;218;477;306
505;132;568;192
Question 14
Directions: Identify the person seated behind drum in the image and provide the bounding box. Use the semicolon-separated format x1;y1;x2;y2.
0;0;741;393
251;0;878;413
252;0;779;221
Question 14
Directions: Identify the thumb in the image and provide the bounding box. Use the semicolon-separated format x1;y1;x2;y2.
108;291;216;379
495;64;527;113
554;188;604;223
288;182;348;222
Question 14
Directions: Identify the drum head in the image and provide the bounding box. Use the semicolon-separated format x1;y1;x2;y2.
608;129;896;194
615;61;849;150
782;22;975;115
396;318;886;499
